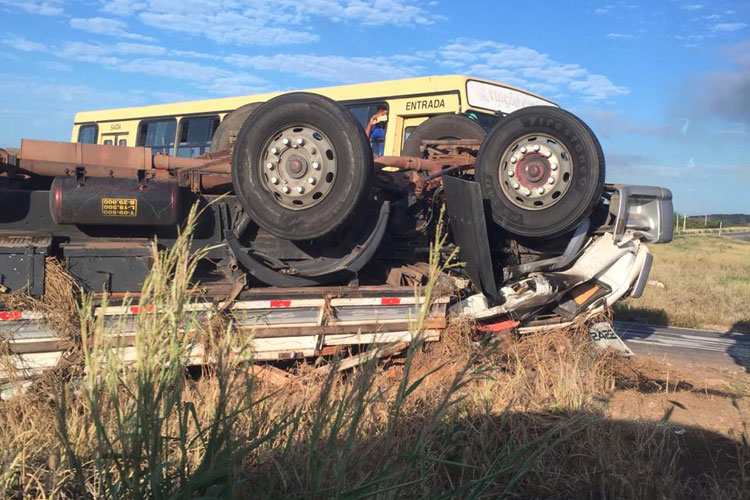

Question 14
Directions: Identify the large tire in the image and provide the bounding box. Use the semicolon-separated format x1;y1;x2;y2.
401;114;486;157
231;92;373;241
211;102;261;152
476;106;605;238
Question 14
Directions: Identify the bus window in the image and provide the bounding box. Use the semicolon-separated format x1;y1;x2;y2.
404;126;416;144
177;115;220;158
78;124;98;144
348;103;388;156
137;118;177;155
347;103;388;130
464;111;501;131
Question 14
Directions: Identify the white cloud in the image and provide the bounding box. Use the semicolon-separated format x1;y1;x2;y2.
70;17;156;42
301;0;440;26
568;74;630;101
680;118;690;134
682;4;703;11
3;38;269;96
225;53;423;83
102;0;146;17
0;0;63;16
5;30;628;105
111;42;167;56
56;41;126;66
606;33;635;39
2;34;46;51
100;0;441;46
606;152;698;179
170;50;217;60
714;123;750;137
710;23;747;32
138;11;320;46
40;60;72;72
439;39;629;102
578;108;680;138
120;58;268;95
224;39;630;104
0;73;193;146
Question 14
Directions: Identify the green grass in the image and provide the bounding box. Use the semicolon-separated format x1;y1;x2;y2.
616;236;750;331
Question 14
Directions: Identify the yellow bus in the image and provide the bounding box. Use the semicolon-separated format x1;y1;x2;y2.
71;75;556;158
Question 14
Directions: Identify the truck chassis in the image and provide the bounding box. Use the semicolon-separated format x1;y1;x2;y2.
0;93;674;394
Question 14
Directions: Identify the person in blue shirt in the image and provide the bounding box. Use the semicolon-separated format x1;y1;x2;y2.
364;107;387;157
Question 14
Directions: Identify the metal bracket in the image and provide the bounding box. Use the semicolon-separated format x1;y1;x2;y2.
75;166;86;186
504;218;591;280
137;169;149;188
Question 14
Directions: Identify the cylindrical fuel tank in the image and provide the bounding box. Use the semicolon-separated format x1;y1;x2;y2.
50;177;181;226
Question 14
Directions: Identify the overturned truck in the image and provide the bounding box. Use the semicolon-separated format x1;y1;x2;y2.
0;90;673;381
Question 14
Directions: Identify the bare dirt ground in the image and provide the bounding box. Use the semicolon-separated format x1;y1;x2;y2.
609;357;750;437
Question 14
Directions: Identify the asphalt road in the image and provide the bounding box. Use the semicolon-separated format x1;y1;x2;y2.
725;231;750;242
615;321;750;371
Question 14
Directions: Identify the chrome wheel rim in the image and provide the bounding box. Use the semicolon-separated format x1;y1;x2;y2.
259;125;337;210
498;133;573;210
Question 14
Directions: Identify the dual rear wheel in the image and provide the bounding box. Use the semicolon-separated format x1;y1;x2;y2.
229;95;605;243
476;106;605;238
404;107;605;238
231;93;373;241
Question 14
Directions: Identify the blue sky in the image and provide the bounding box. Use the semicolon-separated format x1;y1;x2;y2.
1;0;748;214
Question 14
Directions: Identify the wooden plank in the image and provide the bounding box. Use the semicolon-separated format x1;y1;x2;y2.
237;318;446;338
323;329;440;346
250;365;291;386
6;338;74;354
316;342;409;373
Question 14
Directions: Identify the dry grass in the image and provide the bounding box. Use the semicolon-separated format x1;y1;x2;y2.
1;214;749;498
0;257;79;337
2;314;748;499
616;236;750;331
1;258;82;389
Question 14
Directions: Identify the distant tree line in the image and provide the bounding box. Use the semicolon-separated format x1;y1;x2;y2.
675;213;750;229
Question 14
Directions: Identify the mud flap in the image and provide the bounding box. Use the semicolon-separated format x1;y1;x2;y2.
443;176;502;302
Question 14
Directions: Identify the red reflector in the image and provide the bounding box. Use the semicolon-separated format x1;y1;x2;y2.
0;311;22;321
130;305;154;314
271;300;291;308
476;320;520;333
381;298;401;305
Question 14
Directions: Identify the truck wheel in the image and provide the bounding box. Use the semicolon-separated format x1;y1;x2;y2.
211;102;260;152
231;92;373;241
476;106;605;238
401;114;486;157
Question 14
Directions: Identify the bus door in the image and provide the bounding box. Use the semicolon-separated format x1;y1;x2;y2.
400;116;428;155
